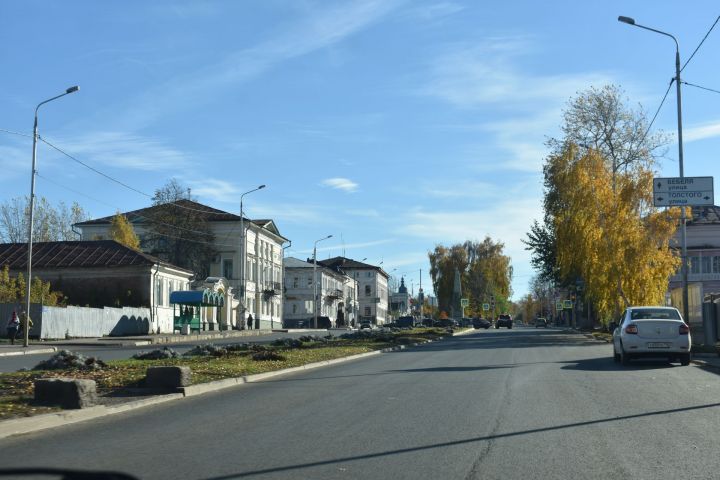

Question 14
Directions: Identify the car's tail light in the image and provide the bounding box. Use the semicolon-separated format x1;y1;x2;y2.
625;324;638;334
679;324;690;335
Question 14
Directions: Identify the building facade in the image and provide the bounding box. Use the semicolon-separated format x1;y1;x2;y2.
75;200;288;329
668;206;720;329
0;240;194;333
283;257;357;328
317;257;389;325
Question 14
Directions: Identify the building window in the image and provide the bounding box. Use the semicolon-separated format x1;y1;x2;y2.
292;304;297;314
308;275;313;286
365;285;371;296
367;271;372;277
223;259;233;279
690;257;700;275
702;256;712;274
364;307;371;316
293;277;299;288
714;256;720;274
156;278;164;306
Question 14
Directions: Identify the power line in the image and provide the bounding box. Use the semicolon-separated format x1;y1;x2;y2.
0;128;32;139
683;80;720;96
39;137;153;198
681;15;720;72
36;173;234;247
640;78;674;144
37;136;238;217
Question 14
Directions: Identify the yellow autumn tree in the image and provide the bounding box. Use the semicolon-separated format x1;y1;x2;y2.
0;265;63;305
553;145;680;324
109;212;140;250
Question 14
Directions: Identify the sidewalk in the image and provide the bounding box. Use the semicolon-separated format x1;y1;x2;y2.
691;352;720;371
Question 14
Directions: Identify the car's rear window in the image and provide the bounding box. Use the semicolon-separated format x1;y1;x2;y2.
630;309;681;320
499;315;511;319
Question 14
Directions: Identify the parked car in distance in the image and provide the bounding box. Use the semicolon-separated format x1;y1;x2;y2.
473;318;491;329
397;316;419;328
421;318;435;327
359;321;373;330
534;317;548;328
612;306;691;366
495;314;513;329
436;319;459;328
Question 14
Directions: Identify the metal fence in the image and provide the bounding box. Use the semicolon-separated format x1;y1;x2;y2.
1;303;151;339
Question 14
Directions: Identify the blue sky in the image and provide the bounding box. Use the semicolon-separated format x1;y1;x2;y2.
1;1;719;300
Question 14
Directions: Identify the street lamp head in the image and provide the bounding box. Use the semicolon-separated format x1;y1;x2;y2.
618;16;635;25
66;86;80;94
258;184;266;189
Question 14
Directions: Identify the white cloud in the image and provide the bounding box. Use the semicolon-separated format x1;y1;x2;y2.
114;0;404;130
51;131;190;171
188;179;241;204
684;121;720;142
321;177;359;192
404;2;464;21
345;208;380;217
420;38;612;108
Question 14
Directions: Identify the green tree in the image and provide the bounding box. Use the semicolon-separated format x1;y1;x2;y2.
109;212;140;250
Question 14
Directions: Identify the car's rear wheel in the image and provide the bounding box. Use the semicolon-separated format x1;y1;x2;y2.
620;345;631;366
680;353;691;366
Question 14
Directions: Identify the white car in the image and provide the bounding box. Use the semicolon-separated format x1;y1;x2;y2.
612;306;691;366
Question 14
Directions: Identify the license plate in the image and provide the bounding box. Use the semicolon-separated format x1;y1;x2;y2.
647;342;670;349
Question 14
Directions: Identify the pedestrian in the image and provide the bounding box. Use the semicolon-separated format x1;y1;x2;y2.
6;310;20;345
247;314;253;330
18;310;33;338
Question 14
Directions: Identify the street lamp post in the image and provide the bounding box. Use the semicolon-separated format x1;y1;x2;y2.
313;234;333;329
618;15;689;323
24;86;79;348
239;185;266;326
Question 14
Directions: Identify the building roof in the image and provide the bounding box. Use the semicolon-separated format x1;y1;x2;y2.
689;206;720;225
75;199;288;241
317;256;389;278
285;257;349;279
284;257;315;269
75;199;243;226
0;240;192;273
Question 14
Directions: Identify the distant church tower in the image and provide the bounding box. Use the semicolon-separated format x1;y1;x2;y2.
399;277;407;294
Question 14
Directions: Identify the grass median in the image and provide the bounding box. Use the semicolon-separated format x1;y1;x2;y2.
0;328;452;420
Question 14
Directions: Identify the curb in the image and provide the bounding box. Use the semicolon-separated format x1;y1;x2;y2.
0;337;445;438
0;393;184;440
0;347;57;358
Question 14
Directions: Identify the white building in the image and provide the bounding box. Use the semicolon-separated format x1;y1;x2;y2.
283;257;358;328
75;199;288;329
389;277;412;319
318;257;390;325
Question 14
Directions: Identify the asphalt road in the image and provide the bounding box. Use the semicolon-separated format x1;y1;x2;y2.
2;327;720;479
0;331;335;372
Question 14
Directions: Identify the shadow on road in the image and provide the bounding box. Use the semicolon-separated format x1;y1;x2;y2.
206;400;720;478
561;356;679;372
402;330;599;353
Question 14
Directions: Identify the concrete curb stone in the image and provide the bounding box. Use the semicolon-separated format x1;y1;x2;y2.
0;347;57;358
